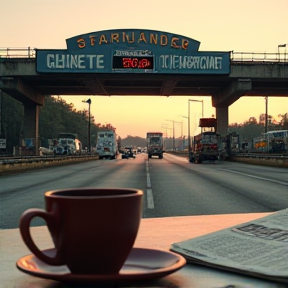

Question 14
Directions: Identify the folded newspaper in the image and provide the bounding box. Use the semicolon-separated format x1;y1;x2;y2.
170;209;288;283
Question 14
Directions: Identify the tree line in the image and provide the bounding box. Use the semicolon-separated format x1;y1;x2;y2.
0;93;287;154
0;94;118;154
228;114;288;143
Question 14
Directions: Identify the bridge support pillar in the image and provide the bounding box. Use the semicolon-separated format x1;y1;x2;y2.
23;103;41;156
212;79;252;137
0;77;44;155
215;106;228;136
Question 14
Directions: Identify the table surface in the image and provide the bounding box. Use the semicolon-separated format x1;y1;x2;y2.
2;212;288;288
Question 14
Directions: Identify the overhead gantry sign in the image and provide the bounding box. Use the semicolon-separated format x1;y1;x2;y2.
36;29;230;74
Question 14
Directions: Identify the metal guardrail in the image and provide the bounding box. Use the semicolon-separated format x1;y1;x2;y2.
230;153;288;168
0;154;98;165
0;154;100;175
167;151;288;161
233;153;288;160
0;48;287;63
0;153;287;174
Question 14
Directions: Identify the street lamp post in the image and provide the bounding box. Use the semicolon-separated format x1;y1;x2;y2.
161;123;169;137
265;96;268;133
188;99;204;156
180;116;188;150
161;124;173;150
278;44;287;62
161;124;169;150
165;119;176;151
179;121;184;150
174;121;183;150
82;98;91;153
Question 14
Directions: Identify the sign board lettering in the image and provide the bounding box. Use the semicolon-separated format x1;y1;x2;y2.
36;29;230;74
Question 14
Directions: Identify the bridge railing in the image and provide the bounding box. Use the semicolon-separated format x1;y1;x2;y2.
0;47;35;58
0;48;287;63
231;51;287;63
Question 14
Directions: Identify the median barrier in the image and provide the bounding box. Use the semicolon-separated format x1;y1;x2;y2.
165;151;288;168
230;155;288;168
0;154;99;175
1;153;287;175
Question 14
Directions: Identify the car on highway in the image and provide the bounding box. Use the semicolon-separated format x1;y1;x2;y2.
121;147;136;159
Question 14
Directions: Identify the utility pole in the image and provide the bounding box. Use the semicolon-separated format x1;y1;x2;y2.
165;119;175;151
82;98;92;153
180;116;188;151
174;121;183;150
265;96;268;133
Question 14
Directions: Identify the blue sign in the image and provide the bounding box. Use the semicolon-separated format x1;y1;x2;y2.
36;29;230;74
25;138;34;147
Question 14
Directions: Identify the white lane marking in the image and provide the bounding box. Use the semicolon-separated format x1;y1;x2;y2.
146;162;151;187
146;160;154;209
220;168;288;186
147;188;154;209
147;171;152;188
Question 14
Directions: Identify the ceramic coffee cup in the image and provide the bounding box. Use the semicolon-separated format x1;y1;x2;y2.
19;188;143;275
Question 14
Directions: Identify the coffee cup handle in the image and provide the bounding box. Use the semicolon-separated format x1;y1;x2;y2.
19;208;64;265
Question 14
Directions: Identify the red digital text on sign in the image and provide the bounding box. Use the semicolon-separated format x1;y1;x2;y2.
122;57;152;69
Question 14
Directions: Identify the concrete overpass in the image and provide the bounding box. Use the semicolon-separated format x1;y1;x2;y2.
0;46;288;154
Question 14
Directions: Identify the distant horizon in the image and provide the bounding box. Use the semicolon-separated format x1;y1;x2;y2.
2;0;287;140
59;95;288;139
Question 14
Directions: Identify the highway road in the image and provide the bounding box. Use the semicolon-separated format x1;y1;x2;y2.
1;153;288;229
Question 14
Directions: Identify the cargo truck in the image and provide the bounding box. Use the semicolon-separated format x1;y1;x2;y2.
189;118;223;163
96;130;118;159
146;132;163;159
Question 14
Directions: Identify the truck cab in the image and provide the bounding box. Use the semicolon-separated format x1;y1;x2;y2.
189;118;222;163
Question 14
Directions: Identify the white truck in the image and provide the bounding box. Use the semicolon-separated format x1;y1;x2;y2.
50;133;82;155
96;130;118;159
57;133;82;155
147;132;164;159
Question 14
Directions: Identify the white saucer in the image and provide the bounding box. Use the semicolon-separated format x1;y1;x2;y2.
16;247;186;284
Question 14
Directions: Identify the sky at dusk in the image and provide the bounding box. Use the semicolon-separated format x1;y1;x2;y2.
1;0;288;138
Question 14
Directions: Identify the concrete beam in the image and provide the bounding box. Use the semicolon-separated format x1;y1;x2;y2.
212;79;252;107
0;77;44;105
230;63;288;78
0;59;36;76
